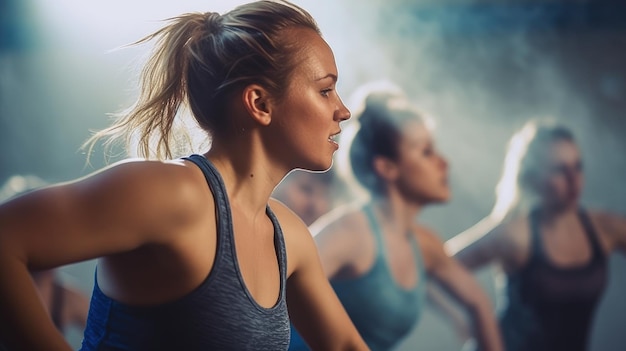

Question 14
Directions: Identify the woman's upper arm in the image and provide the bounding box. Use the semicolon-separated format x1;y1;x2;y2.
445;218;506;270
595;211;626;255
428;238;492;309
422;229;482;301
313;223;358;279
64;286;90;328
0;159;200;270
269;201;366;350
423;230;503;351
613;215;626;254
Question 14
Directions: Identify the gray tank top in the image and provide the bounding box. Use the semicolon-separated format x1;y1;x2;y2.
80;154;290;350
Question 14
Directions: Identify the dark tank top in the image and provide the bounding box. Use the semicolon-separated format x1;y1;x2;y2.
500;208;608;351
80;154;290;350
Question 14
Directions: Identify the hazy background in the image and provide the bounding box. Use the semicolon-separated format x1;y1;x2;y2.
1;0;625;350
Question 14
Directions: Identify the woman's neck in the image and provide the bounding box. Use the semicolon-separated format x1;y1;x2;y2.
371;191;422;235
206;135;288;217
535;202;580;227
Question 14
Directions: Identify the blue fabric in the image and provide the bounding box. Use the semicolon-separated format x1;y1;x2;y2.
287;326;309;351
80;154;290;350
289;203;427;351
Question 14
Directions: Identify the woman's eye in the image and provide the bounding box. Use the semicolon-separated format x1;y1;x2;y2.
321;89;332;97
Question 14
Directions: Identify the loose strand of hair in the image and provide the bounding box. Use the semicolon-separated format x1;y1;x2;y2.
83;13;206;162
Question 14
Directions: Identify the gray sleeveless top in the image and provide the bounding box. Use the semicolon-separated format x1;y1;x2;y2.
81;154;290;350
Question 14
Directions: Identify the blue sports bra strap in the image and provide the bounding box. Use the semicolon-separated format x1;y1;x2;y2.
363;203;385;257
409;231;425;273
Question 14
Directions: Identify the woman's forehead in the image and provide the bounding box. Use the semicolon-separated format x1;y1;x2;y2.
299;39;336;77
541;140;580;163
401;120;430;142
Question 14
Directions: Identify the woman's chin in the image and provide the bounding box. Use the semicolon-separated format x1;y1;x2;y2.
301;160;332;173
434;188;451;202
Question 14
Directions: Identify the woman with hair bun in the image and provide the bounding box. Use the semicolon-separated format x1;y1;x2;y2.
291;82;503;351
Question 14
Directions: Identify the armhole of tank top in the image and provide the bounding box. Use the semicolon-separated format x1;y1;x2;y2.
51;280;64;330
526;208;544;267
363;203;385;258
265;205;287;294
577;208;606;260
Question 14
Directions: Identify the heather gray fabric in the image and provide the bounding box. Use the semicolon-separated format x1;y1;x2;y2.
80;154;290;350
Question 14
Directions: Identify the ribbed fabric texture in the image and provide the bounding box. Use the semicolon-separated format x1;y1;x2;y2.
80;154;290;351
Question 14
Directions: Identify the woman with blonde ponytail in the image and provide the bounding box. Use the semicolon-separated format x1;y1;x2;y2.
0;1;367;350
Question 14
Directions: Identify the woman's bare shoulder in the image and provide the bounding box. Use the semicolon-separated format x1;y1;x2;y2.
310;201;368;239
586;208;626;252
91;157;216;228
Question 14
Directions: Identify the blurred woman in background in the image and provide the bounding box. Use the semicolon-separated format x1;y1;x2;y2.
289;82;503;351
446;120;626;351
272;168;340;227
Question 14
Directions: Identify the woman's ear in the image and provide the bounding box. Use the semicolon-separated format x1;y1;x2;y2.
373;156;398;183
241;84;273;126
